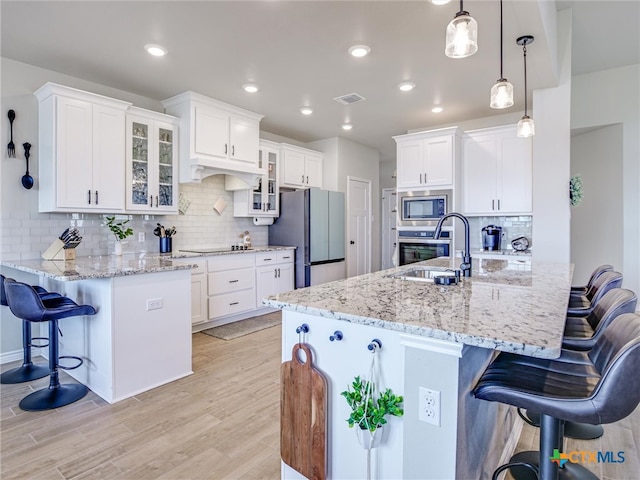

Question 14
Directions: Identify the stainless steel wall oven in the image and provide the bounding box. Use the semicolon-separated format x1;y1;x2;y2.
397;230;451;266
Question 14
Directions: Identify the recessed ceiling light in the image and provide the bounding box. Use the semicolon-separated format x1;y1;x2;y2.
398;82;416;92
432;106;444;113
300;107;313;115
243;84;259;93
342;123;353;131
348;45;371;58
145;44;167;57
432;0;452;5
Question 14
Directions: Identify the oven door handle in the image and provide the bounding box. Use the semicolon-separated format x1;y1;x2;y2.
397;238;451;244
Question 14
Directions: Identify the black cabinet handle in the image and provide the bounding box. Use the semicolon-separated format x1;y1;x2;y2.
95;190;99;205
229;301;239;306
224;144;228;155
229;279;239;283
88;190;91;204
232;145;235;156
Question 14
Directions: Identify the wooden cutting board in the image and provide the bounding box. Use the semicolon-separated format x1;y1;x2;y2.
281;343;327;480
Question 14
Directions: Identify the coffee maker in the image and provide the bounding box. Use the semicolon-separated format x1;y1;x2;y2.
482;225;503;251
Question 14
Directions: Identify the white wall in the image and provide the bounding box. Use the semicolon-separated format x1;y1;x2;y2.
570;125;624;284
571;64;640;297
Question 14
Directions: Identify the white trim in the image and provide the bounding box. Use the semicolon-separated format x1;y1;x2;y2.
399;334;463;357
0;348;44;365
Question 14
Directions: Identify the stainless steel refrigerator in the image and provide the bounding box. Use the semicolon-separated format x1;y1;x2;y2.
269;188;345;288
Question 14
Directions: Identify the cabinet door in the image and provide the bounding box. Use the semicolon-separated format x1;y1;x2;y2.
396;140;423;189
92;104;125;210
304;153;323;188
229;116;259;165
55;96;93;208
256;265;278;302
463;136;498;215
191;273;208;325
276;262;295;294
126;118;151;210
265;148;279;215
281;149;306;187
424;135;453;186
155;122;178;212
193;105;228;159
497;135;532;214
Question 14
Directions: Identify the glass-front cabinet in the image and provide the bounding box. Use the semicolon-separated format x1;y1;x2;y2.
126;107;178;214
229;139;279;217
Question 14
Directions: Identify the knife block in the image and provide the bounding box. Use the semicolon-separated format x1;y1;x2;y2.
42;239;76;261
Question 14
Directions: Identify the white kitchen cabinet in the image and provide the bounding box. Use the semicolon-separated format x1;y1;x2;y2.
279;144;323;189
35;83;131;213
462;125;532;216
162;91;264;184
229;139;280;217
255;250;295;303
172;257;208;325
125;107;178;214
393;127;461;191
207;254;256;320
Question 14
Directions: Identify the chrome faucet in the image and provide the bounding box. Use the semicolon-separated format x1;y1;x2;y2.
434;212;472;277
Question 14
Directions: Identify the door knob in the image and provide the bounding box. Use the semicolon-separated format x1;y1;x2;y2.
350;240;355;245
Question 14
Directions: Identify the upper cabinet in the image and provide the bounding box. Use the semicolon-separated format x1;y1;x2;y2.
462;125;532;216
162;92;264;184
227;139;280;217
125;107;179;214
279;143;323;189
393;127;461;191
35;83;131;213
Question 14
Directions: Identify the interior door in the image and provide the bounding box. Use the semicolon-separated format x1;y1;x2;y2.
347;177;371;278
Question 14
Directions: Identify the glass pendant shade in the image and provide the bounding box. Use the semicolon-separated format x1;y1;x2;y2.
490;79;514;109
445;13;478;58
517;115;535;137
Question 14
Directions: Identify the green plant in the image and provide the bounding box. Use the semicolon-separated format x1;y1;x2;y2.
105;216;133;241
570;174;584;207
341;376;404;432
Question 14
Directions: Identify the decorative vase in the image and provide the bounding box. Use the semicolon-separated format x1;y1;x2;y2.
356;426;383;449
114;241;122;256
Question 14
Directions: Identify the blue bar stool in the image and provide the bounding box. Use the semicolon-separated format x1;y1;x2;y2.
0;274;68;384
3;278;97;411
474;313;640;480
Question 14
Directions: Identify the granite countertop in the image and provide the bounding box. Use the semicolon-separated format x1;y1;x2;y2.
264;257;573;359
471;249;532;257
171;245;295;258
1;245;296;281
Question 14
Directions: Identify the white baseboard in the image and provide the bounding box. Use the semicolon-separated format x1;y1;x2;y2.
0;348;44;365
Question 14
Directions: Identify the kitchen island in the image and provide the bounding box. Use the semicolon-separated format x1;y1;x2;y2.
264;256;573;480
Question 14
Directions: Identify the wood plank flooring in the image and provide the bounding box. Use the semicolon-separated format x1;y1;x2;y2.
2;323;638;479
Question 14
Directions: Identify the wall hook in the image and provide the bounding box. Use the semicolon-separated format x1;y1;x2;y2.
295;324;309;334
368;338;382;352
329;330;343;342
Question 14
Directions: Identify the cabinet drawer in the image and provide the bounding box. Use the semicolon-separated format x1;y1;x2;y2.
277;250;294;264
172;258;206;274
209;289;256;319
255;251;279;265
207;253;255;272
208;267;255;295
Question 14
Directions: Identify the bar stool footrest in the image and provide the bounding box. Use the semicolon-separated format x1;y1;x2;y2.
29;336;49;349
19;383;88;411
0;364;49;384
520;410;604;440
509;451;599;480
58;355;83;371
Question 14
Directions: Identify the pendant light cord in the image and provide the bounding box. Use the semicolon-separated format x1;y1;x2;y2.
523;42;528;115
499;0;504;79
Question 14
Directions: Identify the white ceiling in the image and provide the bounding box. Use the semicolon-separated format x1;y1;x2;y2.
2;1;638;162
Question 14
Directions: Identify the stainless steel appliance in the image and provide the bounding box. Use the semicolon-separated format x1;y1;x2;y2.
397;229;451;266
398;190;450;227
482;225;503;251
269;188;345;288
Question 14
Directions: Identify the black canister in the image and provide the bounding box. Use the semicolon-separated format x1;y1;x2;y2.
482;225;503;251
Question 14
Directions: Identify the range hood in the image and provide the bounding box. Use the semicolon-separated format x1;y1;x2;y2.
183;159;261;188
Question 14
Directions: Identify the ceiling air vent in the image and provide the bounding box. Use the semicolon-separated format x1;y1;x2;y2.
333;92;366;105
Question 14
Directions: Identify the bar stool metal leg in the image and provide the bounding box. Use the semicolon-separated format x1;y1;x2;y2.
0;321;49;384
18;319;88;411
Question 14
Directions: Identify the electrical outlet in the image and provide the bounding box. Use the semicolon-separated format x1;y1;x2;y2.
138;232;146;242
146;298;163;311
419;387;441;426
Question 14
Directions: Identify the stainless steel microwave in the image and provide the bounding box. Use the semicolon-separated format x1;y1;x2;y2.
399;191;449;227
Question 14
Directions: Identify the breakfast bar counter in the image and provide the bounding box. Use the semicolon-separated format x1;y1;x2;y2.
265;257;573;480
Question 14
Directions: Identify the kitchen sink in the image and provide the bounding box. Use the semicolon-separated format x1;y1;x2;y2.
387;266;460;284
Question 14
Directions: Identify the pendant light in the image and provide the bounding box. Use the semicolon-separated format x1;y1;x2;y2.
445;0;478;58
490;0;513;108
516;35;535;137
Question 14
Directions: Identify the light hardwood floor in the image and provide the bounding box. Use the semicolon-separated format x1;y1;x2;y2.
2;324;638;479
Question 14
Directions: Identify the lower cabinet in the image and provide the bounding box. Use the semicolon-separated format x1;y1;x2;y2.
208;254;256;319
171;257;208;326
255;251;295;301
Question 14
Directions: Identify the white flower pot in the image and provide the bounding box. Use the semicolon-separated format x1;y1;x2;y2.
356;426;383;449
114;241;122;256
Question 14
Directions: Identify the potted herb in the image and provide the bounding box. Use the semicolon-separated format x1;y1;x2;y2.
105;216;133;255
341;375;404;449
